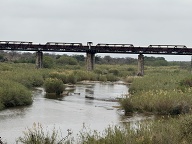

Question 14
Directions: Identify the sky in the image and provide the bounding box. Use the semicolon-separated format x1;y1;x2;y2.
1;0;192;61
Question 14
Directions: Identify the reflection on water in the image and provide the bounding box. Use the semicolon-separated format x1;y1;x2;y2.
0;82;129;143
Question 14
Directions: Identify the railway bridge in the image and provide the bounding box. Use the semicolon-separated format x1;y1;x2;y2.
0;41;191;76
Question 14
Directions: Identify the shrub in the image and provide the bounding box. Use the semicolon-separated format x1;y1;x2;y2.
109;69;119;76
56;56;78;66
18;123;74;144
44;78;65;95
106;74;118;82
124;76;135;83
66;74;77;84
43;56;55;68
98;75;107;82
48;72;68;83
12;72;44;88
121;69;192;115
180;76;192;87
0;80;32;108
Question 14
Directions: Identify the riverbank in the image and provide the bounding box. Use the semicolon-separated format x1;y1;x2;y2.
0;81;128;143
120;67;192;115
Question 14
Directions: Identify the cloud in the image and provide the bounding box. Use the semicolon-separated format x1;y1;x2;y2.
1;0;192;60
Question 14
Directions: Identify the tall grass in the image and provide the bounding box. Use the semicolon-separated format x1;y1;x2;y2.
0;80;32;109
120;66;192;115
44;78;65;95
77;115;192;144
17;115;192;144
17;123;73;144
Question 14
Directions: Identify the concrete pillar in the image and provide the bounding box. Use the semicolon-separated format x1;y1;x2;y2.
86;42;95;71
36;51;43;69
86;52;95;71
137;54;144;76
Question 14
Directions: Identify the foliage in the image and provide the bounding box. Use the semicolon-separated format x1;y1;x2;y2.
43;56;55;68
19;115;192;144
0;80;32;109
44;78;65;95
106;73;118;81
144;56;168;66
66;73;77;84
56;55;78;66
18;123;73;144
120;67;192;115
76;115;192;144
98;75;107;82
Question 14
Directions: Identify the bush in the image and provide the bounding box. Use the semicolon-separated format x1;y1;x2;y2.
121;68;192;115
44;78;65;95
18;123;69;144
18;115;192;144
0;80;32;108
124;76;135;83
43;56;55;68
98;75;107;82
12;72;44;88
66;74;77;84
106;74;118;82
109;69;119;76
56;56;78;66
48;72;68;83
180;76;192;87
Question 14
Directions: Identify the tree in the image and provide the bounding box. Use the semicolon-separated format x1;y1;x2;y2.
43;56;55;68
56;55;78;66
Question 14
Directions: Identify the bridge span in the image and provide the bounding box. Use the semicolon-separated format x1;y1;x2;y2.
0;41;191;76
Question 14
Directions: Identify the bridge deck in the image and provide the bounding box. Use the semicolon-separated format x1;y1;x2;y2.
0;41;191;55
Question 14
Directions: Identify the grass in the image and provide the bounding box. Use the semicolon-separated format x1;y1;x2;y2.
76;114;192;144
120;66;192;115
44;78;65;95
1;63;192;143
17;123;73;144
17;115;192;144
0;62;136;111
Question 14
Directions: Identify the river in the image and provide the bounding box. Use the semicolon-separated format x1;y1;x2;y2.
0;81;128;143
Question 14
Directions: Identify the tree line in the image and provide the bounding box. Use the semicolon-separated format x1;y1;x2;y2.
0;51;190;68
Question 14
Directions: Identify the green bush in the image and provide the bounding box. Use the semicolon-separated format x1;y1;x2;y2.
66;74;77;84
18;123;59;144
12;72;44;88
43;56;55;68
180;76;192;87
74;70;98;81
56;56;78;66
98;75;107;82
109;69;119;76
48;72;68;83
106;73;118;82
44;78;65;95
18;115;192;144
0;80;32;109
121;68;192;115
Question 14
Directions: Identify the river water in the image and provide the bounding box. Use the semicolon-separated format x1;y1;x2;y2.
0;81;129;143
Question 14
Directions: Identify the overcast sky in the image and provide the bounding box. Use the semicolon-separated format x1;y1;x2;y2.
1;0;192;61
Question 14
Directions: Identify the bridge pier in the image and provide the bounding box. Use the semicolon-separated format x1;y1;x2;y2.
36;51;43;69
137;54;144;76
86;42;95;71
86;52;95;71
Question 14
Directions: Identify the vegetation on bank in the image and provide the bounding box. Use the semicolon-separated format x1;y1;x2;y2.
120;66;192;115
1;52;192;143
17;114;192;144
44;78;65;95
0;60;135;110
0;51;191;112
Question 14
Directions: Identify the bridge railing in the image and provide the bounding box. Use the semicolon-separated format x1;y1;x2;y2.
148;45;187;49
0;41;33;50
46;42;83;46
